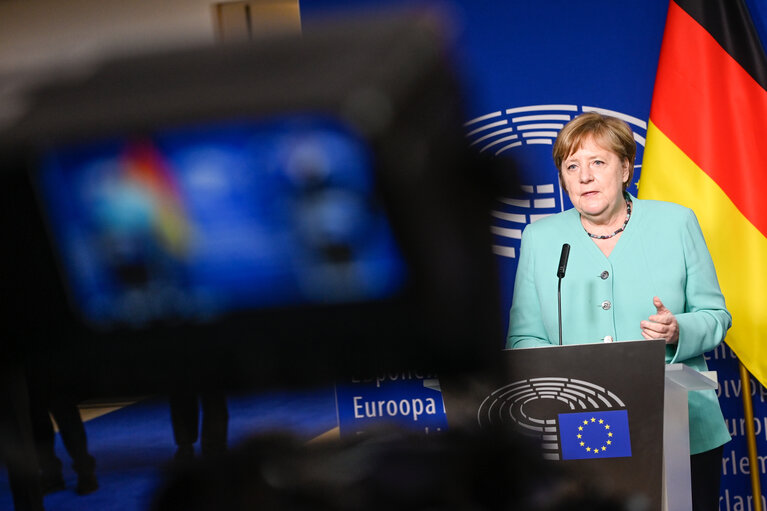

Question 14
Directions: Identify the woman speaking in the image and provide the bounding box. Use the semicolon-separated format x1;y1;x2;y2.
507;112;731;511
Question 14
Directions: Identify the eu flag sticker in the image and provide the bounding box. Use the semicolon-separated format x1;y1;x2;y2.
558;410;632;460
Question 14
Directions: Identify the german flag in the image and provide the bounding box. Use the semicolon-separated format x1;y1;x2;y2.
639;0;767;386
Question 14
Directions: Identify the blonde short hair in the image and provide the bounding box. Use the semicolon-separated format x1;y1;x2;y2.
552;112;636;193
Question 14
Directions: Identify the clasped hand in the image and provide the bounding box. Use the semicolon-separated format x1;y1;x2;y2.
640;296;679;345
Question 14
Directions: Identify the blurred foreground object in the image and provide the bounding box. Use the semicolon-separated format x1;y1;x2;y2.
0;10;504;397
151;429;636;511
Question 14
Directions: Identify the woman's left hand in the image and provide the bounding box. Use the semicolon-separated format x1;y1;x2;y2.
640;296;679;345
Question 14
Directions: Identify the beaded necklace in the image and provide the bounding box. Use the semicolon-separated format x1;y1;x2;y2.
584;197;632;240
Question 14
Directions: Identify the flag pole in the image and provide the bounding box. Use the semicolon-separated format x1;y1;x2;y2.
739;361;763;511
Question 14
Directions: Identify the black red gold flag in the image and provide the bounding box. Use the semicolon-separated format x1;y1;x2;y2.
640;0;767;386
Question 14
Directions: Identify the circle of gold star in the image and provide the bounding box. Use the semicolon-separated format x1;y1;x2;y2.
577;417;613;454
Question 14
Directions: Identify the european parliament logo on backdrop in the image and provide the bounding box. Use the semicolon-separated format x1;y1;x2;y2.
558;410;632;460
463;104;647;262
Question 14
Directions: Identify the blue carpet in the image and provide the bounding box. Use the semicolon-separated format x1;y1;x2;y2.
0;386;338;511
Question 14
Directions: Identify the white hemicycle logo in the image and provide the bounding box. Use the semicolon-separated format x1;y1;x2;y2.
465;104;647;259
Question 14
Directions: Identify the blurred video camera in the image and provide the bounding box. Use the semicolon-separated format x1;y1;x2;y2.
0;11;502;396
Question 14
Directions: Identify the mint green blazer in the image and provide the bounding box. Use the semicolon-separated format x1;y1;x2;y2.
506;195;731;454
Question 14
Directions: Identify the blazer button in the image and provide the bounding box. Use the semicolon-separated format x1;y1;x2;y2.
603;335;614;343
600;271;609;280
601;300;611;310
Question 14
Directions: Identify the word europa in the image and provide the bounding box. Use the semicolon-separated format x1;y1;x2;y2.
724;416;767;442
351;371;438;388
353;396;439;422
717;377;767;403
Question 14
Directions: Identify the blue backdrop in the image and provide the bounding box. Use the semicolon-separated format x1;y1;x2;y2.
303;1;767;507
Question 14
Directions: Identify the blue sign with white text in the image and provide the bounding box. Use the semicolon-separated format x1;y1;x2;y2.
335;372;447;437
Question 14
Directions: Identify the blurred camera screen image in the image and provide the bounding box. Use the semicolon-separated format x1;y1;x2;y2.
36;116;407;329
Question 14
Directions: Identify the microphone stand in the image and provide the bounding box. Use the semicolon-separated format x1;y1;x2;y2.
556;243;569;346
558;276;564;346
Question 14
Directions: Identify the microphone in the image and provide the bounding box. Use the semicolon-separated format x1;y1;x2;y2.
557;243;570;278
557;243;570;345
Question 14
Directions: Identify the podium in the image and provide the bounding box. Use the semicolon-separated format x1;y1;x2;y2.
441;340;716;511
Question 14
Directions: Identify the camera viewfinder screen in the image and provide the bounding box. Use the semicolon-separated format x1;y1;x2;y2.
36;116;407;329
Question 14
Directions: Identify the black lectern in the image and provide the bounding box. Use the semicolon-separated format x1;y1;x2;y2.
443;340;674;510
